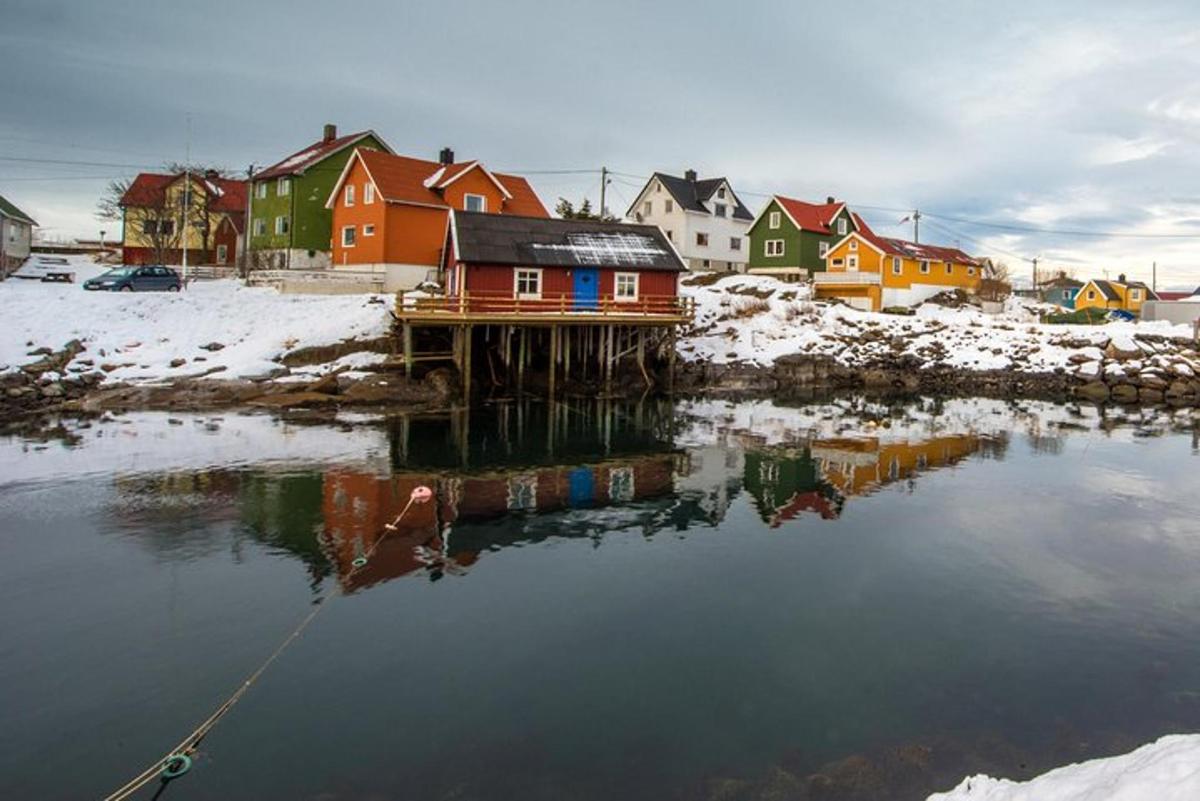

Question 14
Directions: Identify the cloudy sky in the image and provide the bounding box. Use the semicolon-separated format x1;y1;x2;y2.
4;0;1200;287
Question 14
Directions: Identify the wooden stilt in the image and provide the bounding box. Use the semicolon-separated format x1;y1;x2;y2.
517;327;527;396
564;327;572;384
548;325;558;400
403;323;413;379
462;325;473;403
668;326;677;395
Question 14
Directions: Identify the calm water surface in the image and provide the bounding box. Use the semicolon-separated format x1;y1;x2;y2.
1;398;1199;800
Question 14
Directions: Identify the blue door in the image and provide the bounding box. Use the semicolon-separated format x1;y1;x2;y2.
573;268;599;310
568;467;595;507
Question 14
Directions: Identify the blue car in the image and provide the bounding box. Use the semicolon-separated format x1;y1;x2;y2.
83;266;182;292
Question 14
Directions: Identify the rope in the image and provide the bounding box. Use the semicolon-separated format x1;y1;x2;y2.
102;485;433;801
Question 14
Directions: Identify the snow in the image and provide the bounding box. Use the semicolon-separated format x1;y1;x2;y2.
928;734;1200;801
1;255;391;381
679;275;1198;374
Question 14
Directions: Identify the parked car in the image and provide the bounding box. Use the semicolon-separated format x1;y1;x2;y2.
83;266;181;292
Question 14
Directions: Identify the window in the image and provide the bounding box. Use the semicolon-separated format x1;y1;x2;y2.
702;259;711;268
765;239;785;257
159;220;174;236
277;177;290;196
848;255;858;270
967;267;976;277
696;232;709;247
216;244;228;264
920;260;930;274
892;257;902;275
643;201;652;217
769;211;781;229
714;203;727;218
274;216;289;235
818;242;829;258
364;183;375;204
1087;289;1096;300
341;226;356;247
654;182;661;193
666;230;673;241
665;199;673;213
253;218;266;236
849;240;858;251
730;237;741;251
344;185;355;207
1131;288;1142;300
837;218;848;235
615;272;639;301
142;220;156;236
515;268;541;298
363;224;375;237
465;194;487;212
255;183;267;199
946;262;953;275
832;258;844;266
718;187;727;200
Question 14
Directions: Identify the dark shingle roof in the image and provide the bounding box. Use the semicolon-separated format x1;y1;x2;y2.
453;211;685;271
0;193;37;225
255;130;389;180
637;172;753;221
1091;280;1122;301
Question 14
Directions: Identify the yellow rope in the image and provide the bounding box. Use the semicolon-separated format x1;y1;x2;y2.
103;489;427;801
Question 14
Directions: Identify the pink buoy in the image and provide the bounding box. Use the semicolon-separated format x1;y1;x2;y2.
411;485;433;504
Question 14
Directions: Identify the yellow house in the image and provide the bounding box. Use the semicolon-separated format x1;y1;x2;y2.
813;228;983;311
119;171;246;266
811;434;982;497
1074;277;1157;316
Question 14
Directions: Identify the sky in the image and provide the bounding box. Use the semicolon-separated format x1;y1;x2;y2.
3;0;1200;287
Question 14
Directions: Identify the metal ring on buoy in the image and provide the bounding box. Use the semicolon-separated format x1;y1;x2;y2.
160;753;192;780
411;486;433;504
352;556;368;568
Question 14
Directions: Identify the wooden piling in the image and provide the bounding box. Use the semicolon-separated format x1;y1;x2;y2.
403;323;413;379
548;325;558;399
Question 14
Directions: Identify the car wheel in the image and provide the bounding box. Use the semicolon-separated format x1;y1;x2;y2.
168;284;180;292
120;285;133;292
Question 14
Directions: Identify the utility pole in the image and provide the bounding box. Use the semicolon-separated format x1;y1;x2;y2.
181;114;191;286
912;209;921;243
1032;257;1038;291
599;166;609;221
243;163;255;278
1152;261;1157;292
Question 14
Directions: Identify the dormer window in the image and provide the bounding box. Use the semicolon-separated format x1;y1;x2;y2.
837;218;848;235
714;203;727;218
464;193;486;212
769;211;781;229
717;187;726;199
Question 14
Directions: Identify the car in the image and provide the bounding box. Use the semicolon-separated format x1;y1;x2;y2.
83;266;182;292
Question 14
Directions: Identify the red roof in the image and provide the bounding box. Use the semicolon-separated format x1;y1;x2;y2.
352;149;548;217
255;130;385;180
119;172;247;214
852;226;978;266
774;196;846;234
1155;290;1196;301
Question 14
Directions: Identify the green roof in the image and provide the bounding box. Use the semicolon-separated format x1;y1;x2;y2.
0;193;37;226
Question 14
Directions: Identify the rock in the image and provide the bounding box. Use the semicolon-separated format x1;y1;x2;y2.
39;383;65;399
169;358;187;368
21;360;54;375
1105;340;1141;361
199;342;225;352
304;372;341;395
1139;387;1165;403
247;391;337;409
1111;383;1139;404
26;347;52;357
243;366;290;381
100;363;120;373
1075;381;1110;402
1138;373;1168;390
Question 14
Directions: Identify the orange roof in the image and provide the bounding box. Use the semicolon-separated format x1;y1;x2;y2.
352;149;548;217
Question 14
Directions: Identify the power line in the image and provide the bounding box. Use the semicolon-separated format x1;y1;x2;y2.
919;209;1200;239
0;155;158;170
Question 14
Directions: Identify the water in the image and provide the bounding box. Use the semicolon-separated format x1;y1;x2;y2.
1;398;1199;800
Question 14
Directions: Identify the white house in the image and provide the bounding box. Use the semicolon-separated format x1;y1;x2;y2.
0;192;37;279
625;170;752;272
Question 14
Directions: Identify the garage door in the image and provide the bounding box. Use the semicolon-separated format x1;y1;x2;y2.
846;296;873;312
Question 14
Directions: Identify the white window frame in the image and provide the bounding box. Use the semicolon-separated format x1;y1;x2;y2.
1087;289;1096;300
344;185;355;207
364;183;375;204
1131;288;1141;301
837;218;848;235
614;272;639;302
769;211;781;229
277;177;290;196
252;218;266;236
274;215;289;235
216;244;228;264
848;255;859;270
818;242;830;258
920;260;930;275
764;239;785;257
967;266;976;277
696;232;709;247
341;225;356;248
514;268;542;299
363;223;375;237
643;201;652;217
714;203;727;218
255;183;267;199
730;236;741;251
945;262;953;275
849;240;858;251
465;193;487;212
664;199;673;213
892;257;903;275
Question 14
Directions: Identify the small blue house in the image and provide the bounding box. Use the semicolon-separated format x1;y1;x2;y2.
1039;275;1084;308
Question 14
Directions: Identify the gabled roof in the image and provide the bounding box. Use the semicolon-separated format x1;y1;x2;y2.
770;196;848;234
1040;276;1084;289
848;227;979;266
0;193;37;226
630;172;753;220
254;130;390;180
1084;279;1123;301
1155;289;1199;301
118;173;247;213
330;149;548;216
451;211;685;271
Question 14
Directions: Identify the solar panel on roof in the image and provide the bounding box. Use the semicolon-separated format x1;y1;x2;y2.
529;232;668;266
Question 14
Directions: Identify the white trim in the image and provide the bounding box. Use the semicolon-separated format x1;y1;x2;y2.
747;195;849;236
363;223;375;237
514;267;543;299
274;215;289;235
276;177;290;196
769;210;781;229
891;256;903;275
464;193;487;212
436;161;513;200
818;241;829;258
364;183;375;204
614;271;639;302
764;239;785;257
341;225;356;248
344;184;355;207
919;259;930;274
216;244;228;264
827;231;886;259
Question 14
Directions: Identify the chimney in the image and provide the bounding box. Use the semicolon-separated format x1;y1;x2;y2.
323;123;337;142
204;169;219;180
827;196;836;204
439;147;455;165
1118;272;1127;283
684;169;697;182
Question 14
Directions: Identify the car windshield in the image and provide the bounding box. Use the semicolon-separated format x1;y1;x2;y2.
101;268;134;278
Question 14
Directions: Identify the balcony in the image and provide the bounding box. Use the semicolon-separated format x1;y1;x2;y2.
813;271;881;286
395;290;695;326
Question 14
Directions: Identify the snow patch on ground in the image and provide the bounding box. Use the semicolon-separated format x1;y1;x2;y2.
1;255;391;382
928;734;1200;801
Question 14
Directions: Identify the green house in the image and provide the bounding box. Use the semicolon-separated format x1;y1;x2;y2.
745;195;865;281
248;124;390;270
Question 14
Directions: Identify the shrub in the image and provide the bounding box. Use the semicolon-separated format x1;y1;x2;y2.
731;297;771;318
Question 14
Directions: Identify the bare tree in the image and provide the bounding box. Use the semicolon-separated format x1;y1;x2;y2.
977;260;1012;302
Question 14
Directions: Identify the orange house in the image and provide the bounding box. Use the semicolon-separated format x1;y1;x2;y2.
326;147;548;291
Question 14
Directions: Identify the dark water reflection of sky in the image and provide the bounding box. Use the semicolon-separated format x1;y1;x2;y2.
1;398;1198;801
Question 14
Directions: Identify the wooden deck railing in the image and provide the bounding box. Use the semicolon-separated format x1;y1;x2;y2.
395;290;695;322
